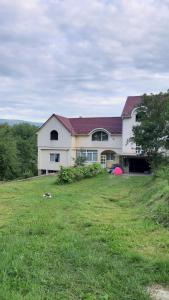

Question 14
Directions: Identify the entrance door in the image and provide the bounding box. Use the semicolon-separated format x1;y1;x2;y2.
100;155;107;168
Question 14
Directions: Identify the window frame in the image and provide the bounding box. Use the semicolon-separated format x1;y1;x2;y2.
50;130;58;140
76;149;98;162
92;130;108;141
50;153;60;163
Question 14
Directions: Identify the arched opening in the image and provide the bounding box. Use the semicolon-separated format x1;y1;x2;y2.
92;130;108;141
136;113;142;122
50;130;58;140
100;150;117;168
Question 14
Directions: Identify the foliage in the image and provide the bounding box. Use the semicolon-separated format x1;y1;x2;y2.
74;155;86;166
137;165;169;227
153;163;169;184
131;91;169;167
12;123;38;177
57;163;103;184
0;123;38;180
0;125;19;180
0;175;169;299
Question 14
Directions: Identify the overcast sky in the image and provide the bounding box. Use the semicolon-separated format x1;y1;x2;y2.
0;0;169;121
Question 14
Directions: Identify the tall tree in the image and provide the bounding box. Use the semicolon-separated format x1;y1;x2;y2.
0;125;19;180
12;123;38;177
131;92;169;166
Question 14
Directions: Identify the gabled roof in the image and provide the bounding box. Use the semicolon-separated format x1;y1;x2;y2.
69;117;122;134
122;96;142;118
55;115;75;134
39;95;142;135
38;114;122;135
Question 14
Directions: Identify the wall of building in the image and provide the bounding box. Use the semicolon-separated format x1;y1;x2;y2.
75;133;122;154
38;149;70;172
37;119;123;171
122;108;138;155
37;116;72;149
37;116;73;172
38;113;142;172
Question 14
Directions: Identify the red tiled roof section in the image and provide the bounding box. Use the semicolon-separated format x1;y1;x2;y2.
55;115;75;134
122;96;142;117
55;115;122;135
69;117;122;134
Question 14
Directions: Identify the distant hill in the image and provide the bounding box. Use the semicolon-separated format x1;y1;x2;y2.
0;119;42;127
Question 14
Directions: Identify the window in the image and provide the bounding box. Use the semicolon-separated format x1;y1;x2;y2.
50;130;58;140
92;131;108;141
41;169;46;175
48;170;57;174
136;113;142;122
136;146;144;155
50;153;60;162
76;150;98;162
106;153;115;160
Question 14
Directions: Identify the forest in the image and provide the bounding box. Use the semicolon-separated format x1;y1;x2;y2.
0;123;38;180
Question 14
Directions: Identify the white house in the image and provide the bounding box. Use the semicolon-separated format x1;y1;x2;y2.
37;96;150;174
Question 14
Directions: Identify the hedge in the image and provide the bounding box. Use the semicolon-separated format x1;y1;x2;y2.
56;163;104;184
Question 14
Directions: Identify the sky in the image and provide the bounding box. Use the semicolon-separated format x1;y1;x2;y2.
0;0;169;122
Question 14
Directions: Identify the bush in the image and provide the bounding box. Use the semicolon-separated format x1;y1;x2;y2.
57;163;103;184
153;164;169;184
74;156;86;166
138;165;169;227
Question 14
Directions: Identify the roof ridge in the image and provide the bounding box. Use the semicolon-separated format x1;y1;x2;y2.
69;116;121;120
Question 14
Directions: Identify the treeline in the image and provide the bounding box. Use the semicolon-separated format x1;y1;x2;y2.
0;123;38;180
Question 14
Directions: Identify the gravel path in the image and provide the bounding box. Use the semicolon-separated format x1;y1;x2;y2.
148;286;169;300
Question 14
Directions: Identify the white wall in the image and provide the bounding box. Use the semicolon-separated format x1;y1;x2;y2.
122;108;138;155
38;149;70;171
37;116;72;149
75;134;122;154
37;116;72;171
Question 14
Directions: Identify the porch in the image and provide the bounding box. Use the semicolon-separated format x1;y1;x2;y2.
100;150;119;168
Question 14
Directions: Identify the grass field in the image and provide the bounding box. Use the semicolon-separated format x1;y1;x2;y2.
0;174;169;300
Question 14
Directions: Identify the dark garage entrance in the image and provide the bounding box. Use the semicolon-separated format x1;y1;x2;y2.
129;157;150;173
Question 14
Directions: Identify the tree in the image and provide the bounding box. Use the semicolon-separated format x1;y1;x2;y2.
0;125;19;180
131;92;169;167
12;123;38;177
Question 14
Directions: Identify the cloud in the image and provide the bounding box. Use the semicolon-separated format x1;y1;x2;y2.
0;0;169;121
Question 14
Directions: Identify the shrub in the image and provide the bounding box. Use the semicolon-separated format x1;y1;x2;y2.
153;164;169;184
57;163;103;184
138;164;169;227
74;156;86;166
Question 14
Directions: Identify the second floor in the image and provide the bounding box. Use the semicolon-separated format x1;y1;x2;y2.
37;96;142;155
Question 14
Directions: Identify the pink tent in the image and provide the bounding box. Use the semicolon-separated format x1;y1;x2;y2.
113;167;123;175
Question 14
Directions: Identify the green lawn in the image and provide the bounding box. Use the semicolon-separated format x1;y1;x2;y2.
0;174;169;300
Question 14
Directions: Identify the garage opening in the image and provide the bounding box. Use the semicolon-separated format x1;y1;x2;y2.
129;158;150;173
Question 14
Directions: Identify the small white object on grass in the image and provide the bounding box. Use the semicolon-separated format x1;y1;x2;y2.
43;193;52;198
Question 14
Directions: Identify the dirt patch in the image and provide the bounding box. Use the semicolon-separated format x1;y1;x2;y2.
148;285;169;300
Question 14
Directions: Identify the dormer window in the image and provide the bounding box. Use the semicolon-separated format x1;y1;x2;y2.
92;130;108;141
50;130;58;140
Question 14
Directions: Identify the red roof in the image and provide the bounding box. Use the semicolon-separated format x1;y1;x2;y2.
70;117;122;134
54;115;122;135
56;115;75;134
39;95;142;135
122;96;142;117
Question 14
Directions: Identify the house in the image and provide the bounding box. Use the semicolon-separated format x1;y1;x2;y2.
37;96;150;174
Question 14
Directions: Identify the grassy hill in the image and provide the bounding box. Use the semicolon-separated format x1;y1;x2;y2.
0;174;169;299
